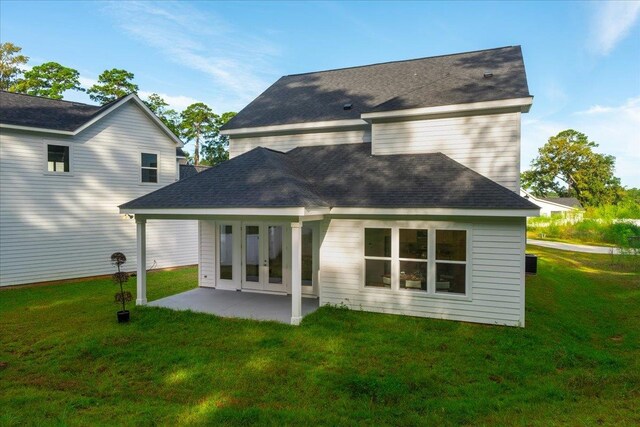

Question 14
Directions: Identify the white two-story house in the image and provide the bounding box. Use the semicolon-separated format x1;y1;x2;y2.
120;46;539;326
0;92;199;286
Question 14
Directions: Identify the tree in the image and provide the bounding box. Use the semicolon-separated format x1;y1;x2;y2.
10;62;84;99
143;93;181;137
200;111;237;166
87;68;138;104
0;42;29;91
180;102;218;166
521;129;623;206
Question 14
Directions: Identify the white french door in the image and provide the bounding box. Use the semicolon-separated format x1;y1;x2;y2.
241;223;287;293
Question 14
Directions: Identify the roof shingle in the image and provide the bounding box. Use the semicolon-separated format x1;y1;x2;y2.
121;143;538;211
223;46;530;130
0;91;118;131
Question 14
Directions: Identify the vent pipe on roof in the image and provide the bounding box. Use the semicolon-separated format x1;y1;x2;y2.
483;71;493;78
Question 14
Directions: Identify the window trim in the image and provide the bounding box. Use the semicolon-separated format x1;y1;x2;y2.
360;220;472;301
140;152;160;184
43;141;73;176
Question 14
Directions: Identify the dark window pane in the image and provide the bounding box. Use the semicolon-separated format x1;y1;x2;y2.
399;229;428;259
302;226;313;286
436;263;466;294
141;168;158;183
268;226;283;284
399;261;427;290
365;259;391;288
436;230;467;261
141;153;157;168
219;225;233;280
365;228;391;257
47;145;69;172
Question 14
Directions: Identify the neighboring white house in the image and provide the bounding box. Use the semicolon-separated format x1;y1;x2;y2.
0;92;199;287
520;189;583;217
121;46;540;327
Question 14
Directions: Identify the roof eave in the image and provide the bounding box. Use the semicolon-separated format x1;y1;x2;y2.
221;119;368;136
361;97;534;121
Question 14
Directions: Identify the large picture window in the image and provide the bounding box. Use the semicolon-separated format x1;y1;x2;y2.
47;144;69;173
364;228;391;288
141;153;158;183
363;225;469;297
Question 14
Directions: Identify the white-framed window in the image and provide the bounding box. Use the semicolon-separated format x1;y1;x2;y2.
141;153;158;183
399;229;428;291
46;143;71;173
364;228;392;288
362;222;471;298
435;230;467;294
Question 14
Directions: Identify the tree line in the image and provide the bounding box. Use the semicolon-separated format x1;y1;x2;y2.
0;42;234;165
522;129;637;208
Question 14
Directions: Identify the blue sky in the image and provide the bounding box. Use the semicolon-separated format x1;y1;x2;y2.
2;1;639;187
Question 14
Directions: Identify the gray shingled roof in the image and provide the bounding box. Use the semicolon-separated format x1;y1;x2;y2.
121;143;538;211
179;164;211;180
223;46;530;130
540;197;582;209
0;91;119;131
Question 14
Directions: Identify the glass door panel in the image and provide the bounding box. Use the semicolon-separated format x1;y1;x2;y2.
245;225;260;283
268;225;283;284
219;225;233;280
301;226;313;286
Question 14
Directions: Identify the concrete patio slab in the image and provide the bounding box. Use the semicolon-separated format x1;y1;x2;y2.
147;288;320;324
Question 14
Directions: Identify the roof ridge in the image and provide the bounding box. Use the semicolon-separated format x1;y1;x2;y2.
285;46;520;77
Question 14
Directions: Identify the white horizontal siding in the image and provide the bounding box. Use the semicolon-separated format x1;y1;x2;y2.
319;217;525;326
199;220;216;288
0;101;198;286
229;128;371;158
371;112;521;191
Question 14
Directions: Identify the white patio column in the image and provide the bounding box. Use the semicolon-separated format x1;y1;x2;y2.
136;217;147;305
290;221;302;325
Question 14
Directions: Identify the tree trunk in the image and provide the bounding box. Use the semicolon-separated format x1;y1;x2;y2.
194;128;200;166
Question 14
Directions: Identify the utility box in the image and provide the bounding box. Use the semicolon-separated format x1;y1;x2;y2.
525;254;538;275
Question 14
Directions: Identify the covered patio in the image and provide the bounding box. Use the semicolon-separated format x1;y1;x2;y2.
147;288;320;324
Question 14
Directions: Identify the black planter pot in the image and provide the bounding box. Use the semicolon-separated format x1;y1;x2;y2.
117;310;130;323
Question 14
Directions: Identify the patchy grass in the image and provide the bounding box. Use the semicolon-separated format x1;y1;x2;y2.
1;248;639;426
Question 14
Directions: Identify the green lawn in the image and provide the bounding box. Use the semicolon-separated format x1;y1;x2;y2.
1;247;639;426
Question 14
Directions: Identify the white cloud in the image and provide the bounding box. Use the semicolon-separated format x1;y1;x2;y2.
590;1;640;55
103;1;280;111
137;90;198;111
522;96;640;188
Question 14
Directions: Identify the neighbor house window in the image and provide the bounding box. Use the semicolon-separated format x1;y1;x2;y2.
141;153;158;183
364;228;391;288
399;229;428;291
47;144;69;172
435;230;467;294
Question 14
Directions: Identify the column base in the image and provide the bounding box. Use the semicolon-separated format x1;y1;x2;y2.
290;316;302;326
136;298;147;306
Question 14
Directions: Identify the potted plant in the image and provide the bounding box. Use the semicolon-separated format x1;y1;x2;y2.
400;271;424;289
111;252;133;323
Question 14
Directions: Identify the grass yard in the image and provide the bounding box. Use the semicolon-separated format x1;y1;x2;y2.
1;247;639;426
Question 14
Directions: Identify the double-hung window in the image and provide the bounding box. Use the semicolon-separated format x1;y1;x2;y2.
399;229;428;290
364;228;392;288
141;153;158;183
435;230;467;294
